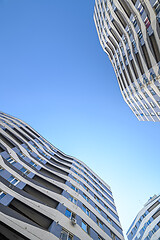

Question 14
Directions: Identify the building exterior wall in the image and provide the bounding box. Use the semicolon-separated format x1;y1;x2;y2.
94;0;160;121
127;195;160;240
0;111;124;240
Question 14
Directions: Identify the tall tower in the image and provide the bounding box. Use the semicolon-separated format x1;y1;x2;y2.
94;0;160;121
0;112;124;240
127;195;160;240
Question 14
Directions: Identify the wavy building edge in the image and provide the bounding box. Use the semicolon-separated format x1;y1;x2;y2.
94;0;160;121
127;194;160;240
0;111;124;240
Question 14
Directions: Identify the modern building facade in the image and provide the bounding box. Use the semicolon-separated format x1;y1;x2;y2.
94;0;160;121
127;195;160;240
0;111;124;240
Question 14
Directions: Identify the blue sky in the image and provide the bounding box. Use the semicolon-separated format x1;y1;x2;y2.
0;0;160;237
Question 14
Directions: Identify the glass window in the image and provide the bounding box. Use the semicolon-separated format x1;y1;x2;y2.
0;190;6;200
111;231;116;240
107;216;112;225
104;204;109;210
73;177;80;183
143;92;149;98
82;205;90;216
30;161;37;167
150;89;156;95
83;193;89;202
6;157;16;164
20;167;27;173
7;176;19;186
138;219;142;223
94;195;100;202
71;185;78;192
25;170;30;175
82;221;87;232
60;229;73;240
147;219;151;225
18;152;25;158
11;179;19;185
83;184;89;191
95;205;101;214
65;209;72;218
69;195;73;203
82;221;90;235
20;167;30;175
7;176;19;185
68;194;77;204
152;227;156;234
97;218;103;229
7;176;14;182
65;209;76;220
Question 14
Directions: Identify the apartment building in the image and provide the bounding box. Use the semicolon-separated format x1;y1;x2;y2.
127;195;160;240
94;0;160;121
0;111;124;240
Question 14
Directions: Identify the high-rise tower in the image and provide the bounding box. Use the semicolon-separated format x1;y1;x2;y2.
0;112;124;240
127;195;160;240
94;0;160;121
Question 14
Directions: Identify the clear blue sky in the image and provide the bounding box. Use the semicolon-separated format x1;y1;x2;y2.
0;0;159;238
